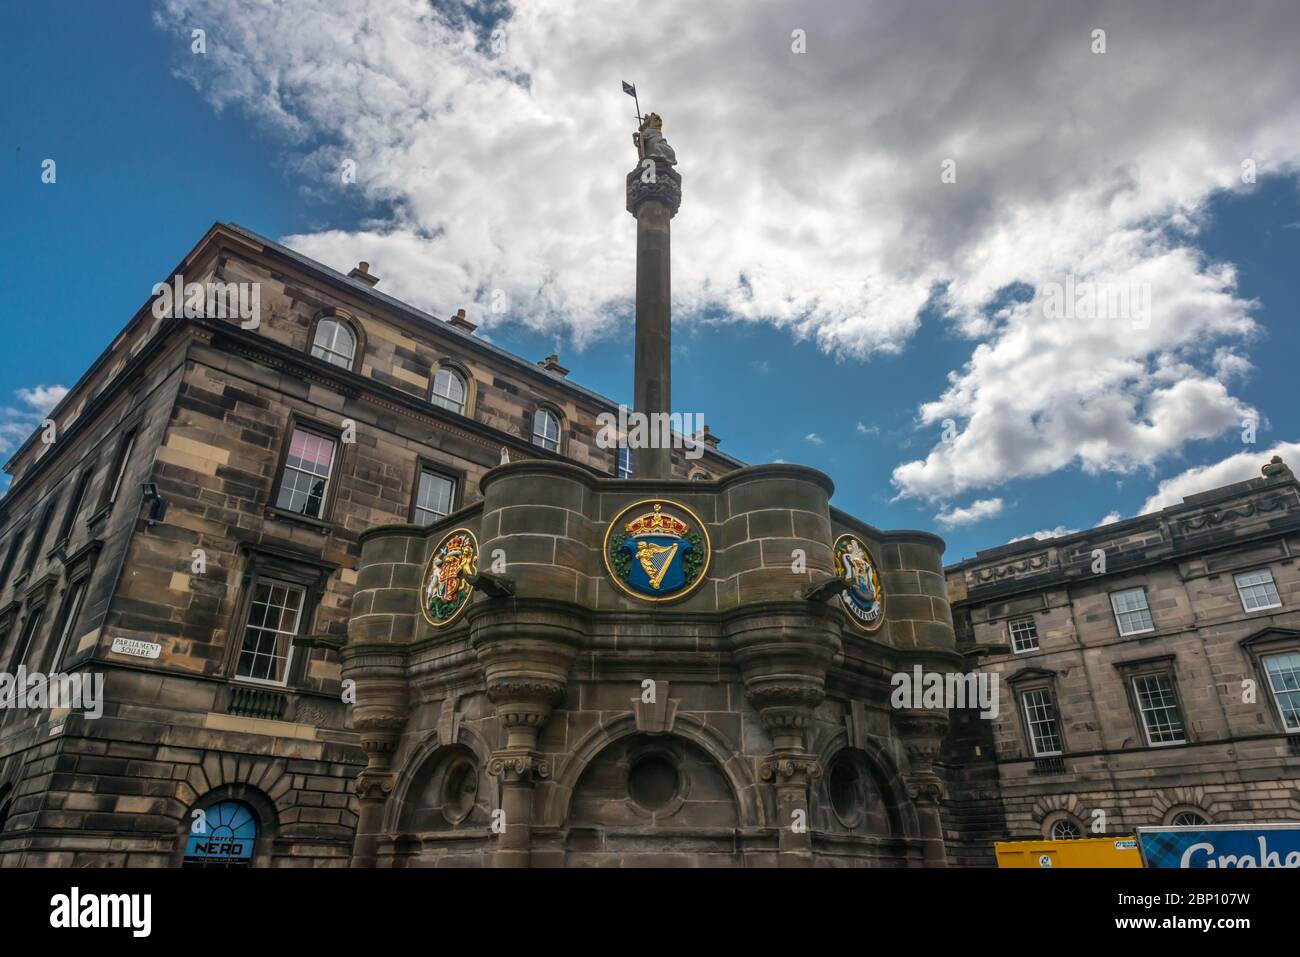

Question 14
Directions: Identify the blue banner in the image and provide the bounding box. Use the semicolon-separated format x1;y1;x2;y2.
1138;825;1300;868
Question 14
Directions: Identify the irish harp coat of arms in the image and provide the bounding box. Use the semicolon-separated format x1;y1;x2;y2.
604;500;710;602
420;528;478;628
832;533;885;631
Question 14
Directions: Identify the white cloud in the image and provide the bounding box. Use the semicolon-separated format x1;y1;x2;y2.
1009;525;1077;543
1139;442;1300;513
152;1;1300;501
804;433;824;446
935;497;1003;528
0;385;70;457
856;422;879;435
1097;511;1123;526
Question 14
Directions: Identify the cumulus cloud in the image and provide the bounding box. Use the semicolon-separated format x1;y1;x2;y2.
1139;442;1300;513
0;385;70;456
935;497;1004;528
152;0;1300;501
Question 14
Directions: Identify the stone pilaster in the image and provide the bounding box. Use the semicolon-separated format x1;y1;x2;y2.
343;652;409;867
726;606;839;867
471;605;582;867
895;708;950;867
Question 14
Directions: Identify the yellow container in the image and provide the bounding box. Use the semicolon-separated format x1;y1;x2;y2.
995;836;1143;868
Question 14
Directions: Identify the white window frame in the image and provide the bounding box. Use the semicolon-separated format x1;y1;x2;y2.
275;426;337;518
1262;651;1300;733
1008;616;1039;653
1021;688;1063;757
1049;818;1082;840
430;367;467;415
1235;568;1281;613
48;580;88;672
233;578;305;687
107;431;137;506
413;468;456;525
532;408;560;452
310;318;356;370
1110;587;1154;637
617;446;633;480
1131;672;1187;746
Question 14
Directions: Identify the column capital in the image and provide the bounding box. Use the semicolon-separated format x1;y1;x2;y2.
487;749;552;784
626;161;682;217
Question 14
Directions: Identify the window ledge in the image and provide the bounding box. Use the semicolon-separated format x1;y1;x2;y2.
264;506;333;533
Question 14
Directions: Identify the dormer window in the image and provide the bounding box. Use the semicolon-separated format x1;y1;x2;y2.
431;367;467;415
310;317;357;370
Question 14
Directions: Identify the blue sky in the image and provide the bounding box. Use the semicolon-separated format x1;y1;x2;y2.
4;1;1300;562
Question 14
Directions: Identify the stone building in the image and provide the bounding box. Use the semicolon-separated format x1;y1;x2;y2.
943;456;1300;863
0;218;740;867
0;204;959;865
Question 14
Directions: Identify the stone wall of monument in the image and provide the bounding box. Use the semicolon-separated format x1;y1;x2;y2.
343;460;957;867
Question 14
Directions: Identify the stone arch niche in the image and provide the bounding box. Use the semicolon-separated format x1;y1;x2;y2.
562;731;742;866
385;730;496;867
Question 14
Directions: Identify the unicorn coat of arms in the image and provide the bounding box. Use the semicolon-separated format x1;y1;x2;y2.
421;529;478;627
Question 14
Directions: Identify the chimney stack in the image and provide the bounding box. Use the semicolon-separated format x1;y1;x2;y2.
448;308;478;334
538;354;570;377
348;261;380;287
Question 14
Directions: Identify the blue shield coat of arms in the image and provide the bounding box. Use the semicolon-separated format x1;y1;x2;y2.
605;501;711;602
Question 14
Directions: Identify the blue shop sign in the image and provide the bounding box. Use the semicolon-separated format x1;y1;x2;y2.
1137;824;1300;868
184;800;258;866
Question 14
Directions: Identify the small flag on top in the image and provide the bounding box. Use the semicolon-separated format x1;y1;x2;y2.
622;81;636;97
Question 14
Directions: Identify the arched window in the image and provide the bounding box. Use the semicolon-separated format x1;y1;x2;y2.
430;367;467;415
1049;818;1082;840
1169;810;1210;827
310;318;357;370
532;408;560;452
183;799;259;868
689;470;710;481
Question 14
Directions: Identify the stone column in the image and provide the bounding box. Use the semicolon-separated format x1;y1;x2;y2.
346;656;408;867
626;159;682;479
896;709;950;867
727;607;839;868
472;609;580;868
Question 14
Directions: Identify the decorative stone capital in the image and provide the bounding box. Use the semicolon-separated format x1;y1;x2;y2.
904;771;946;806
626;162;682;218
894;708;949;772
758;755;823;783
487;750;551;784
354;769;396;802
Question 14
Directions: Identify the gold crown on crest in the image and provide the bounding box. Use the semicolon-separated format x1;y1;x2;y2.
640;112;663;132
625;503;687;538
